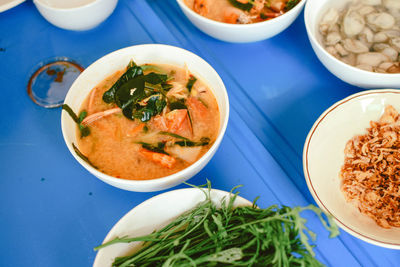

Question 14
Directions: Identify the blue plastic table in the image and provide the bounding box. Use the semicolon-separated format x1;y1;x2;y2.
1;0;399;266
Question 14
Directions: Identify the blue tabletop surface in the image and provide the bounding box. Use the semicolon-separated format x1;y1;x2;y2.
1;0;399;266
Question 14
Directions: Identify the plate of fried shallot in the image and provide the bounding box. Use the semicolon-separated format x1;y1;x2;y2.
304;89;400;249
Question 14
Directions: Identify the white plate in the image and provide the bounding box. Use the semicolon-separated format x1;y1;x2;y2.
93;188;252;266
0;0;25;12
303;89;400;249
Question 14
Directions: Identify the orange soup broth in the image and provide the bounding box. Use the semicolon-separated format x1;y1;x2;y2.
184;0;295;24
77;64;220;180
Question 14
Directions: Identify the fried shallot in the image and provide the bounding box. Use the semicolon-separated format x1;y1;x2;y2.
340;105;400;228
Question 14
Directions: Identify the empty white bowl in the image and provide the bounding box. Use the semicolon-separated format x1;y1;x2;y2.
61;44;229;192
303;89;400;249
304;0;400;89
33;0;118;31
176;0;307;43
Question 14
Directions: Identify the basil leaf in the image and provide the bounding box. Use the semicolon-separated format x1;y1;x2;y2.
132;95;166;122
145;82;170;97
121;102;135;120
102;60;174;122
169;100;187;110
78;110;87;123
285;0;300;11
159;132;209;147
78;114;91;137
144;72;168;85
103;63;143;103
228;0;253;11
137;142;168;155
186;75;197;92
159;131;190;141
161;83;173;91
79;126;91;138
115;76;146;109
62;104;90;138
175;137;210;147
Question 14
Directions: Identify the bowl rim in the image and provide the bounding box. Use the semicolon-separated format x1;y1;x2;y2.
176;0;307;28
33;0;106;11
304;0;400;78
303;88;400;249
61;44;229;190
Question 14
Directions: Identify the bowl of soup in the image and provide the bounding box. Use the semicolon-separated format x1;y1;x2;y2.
176;0;307;43
61;44;229;192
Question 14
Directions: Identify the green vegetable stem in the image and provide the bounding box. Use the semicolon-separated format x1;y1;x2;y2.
62;104;90;138
186;75;197;93
72;143;97;169
285;0;300;11
95;181;339;267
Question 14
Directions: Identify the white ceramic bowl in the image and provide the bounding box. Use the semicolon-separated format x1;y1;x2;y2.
33;0;118;31
303;89;400;249
304;0;400;89
0;0;25;12
61;44;229;192
176;0;307;43
93;188;251;267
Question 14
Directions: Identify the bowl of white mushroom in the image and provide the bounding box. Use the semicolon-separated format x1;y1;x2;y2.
305;0;400;89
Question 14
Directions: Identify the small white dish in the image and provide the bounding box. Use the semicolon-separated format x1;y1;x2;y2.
176;0;307;43
61;44;229;192
93;188;252;267
304;0;400;89
33;0;118;31
303;89;400;249
0;0;25;12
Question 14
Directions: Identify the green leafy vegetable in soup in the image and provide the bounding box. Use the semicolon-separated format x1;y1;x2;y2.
285;0;300;11
62;104;90;138
228;0;254;11
64;60;220;180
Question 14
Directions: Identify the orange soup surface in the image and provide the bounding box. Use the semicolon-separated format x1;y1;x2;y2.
184;0;300;24
76;62;220;180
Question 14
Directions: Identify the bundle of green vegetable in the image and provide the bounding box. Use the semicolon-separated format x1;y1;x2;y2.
95;183;338;266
